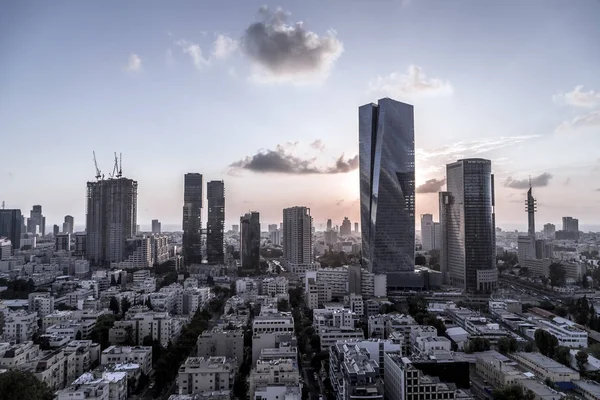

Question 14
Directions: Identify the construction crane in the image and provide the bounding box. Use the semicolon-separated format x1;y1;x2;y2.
93;151;102;180
118;152;122;178
110;152;119;179
1;201;4;210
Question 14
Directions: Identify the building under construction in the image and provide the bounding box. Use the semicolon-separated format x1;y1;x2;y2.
86;153;138;266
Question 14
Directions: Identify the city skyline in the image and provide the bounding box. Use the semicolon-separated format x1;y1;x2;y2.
2;0;600;231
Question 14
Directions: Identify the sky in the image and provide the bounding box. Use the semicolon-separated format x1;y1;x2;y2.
1;0;600;232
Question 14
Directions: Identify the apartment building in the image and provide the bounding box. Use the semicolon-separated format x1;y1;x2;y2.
2;310;38;343
176;356;237;395
101;345;153;375
0;341;40;368
196;327;244;367
46;320;95;340
249;358;301;399
329;342;384;400
261;277;289;297
56;380;110;400
71;370;128;400
254;385;301;400
28;292;55;318
63;340;102;377
32;349;78;391
305;274;333;310
129;311;182;347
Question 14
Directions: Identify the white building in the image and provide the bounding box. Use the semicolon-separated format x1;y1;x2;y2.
56;380;110;400
254;385;301;400
64;340;102;377
305;273;333;309
28;292;55;318
71;370;128;400
46;320;95;340
176;356;237;395
0;341;40;368
536;317;588;349
282;206;313;277
2;310;38;343
344;294;364;317
420;214;440;251
151;235;169;265
133;270;151;286
129;311;182;347
0;238;12;260
74;259;90;278
261;277;289;297
101;345;153;375
329;342;384;400
319;327;365;350
249;358;300;399
33;349;78;391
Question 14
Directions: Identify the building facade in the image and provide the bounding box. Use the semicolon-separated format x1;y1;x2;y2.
241;212;260;270
0;209;22;250
183;173;203;264
283;206;313;276
206;180;225;264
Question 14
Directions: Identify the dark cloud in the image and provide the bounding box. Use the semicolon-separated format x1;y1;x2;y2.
229;145;358;175
240;6;343;81
416;178;446;194
310;139;325;151
504;173;553;189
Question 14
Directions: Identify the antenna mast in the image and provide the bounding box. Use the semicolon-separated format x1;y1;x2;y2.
118;153;122;178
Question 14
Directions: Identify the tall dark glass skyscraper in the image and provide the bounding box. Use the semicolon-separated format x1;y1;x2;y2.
359;98;415;278
439;158;497;292
183;173;203;265
206;180;225;264
0;209;22;250
240;211;260;270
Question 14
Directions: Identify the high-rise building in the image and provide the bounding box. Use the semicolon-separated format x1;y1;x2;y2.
526;186;537;236
240;212;260;270
562;217;579;233
268;224;278;233
53;224;59;236
420;214;435;251
206;180;225;264
55;233;71;252
439;158;497;292
27;205;45;236
0;209;22;250
543;223;556;239
340;217;352;236
86;177;138;265
182;173;203;264
354;222;359;233
326;219;332;231
359;98;415;280
63;215;74;234
151;219;161;234
232;224;239;234
283;206;313;276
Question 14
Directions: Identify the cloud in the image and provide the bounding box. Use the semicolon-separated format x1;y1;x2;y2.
416;178;446;193
504;172;553;189
240;6;343;83
125;54;142;72
310;139;325;151
229;144;357;175
212;34;238;59
368;65;453;99
176;39;209;69
555;110;600;133
554;85;600;108
335;199;345;206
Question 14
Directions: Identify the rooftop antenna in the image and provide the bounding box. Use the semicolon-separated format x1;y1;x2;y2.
93;151;102;180
529;175;532;188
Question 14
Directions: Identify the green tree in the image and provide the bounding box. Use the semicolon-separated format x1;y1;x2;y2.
0;369;53;400
277;299;290;312
492;384;535;400
75;330;82;340
120;297;131;318
498;337;518;354
556;346;571;367
407;296;428;316
549;262;566;287
576;350;588;373
90;314;116;350
109;296;120;315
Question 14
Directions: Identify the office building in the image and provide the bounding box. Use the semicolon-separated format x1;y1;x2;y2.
74;232;87;256
177;356;236;395
283;206;313;276
359;98;415;284
543;223;556;239
27;204;45;236
268;224;278;233
329;342;384;400
421;214;440;251
0;209;22;250
86;177;138;265
269;229;281;246
183;173;203;264
53;224;59;236
206;180;225;264
354;222;359;233
439;158;497;292
55;233;71;252
63;215;74;234
327;219;332;231
241;212;260;270
152;219;161;234
562;217;579;233
340;217;352;236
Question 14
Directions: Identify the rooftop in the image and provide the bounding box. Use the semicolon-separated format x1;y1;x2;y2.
515;352;579;374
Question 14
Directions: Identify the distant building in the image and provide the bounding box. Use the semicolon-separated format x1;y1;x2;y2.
27;204;45;236
240;212;260;270
206;181;225;264
63;215;74;234
420;214;441;251
439;158;497;292
354;222;359;233
55;233;71;252
232;224;239;234
283;206;313;277
152;219;161;234
53;224;59;236
327;219;332;231
197;327;244;367
562;217;579;233
0;209;22;250
268;224;278;233
183;173;203;264
340;217;352;236
543;223;556;239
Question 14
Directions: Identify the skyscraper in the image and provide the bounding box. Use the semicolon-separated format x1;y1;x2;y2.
283;206;313;276
86;177;138;265
359;98;415;280
326;219;332;231
206;180;225;264
543;223;556;239
0;209;22;250
526;186;536;236
27;205;45;236
53;224;59;236
354;222;359;233
439;158;497;292
151;219;161;234
63;215;74;234
182;173;203;264
240;212;260;270
562;217;579;232
420;214;435;251
340;217;352;236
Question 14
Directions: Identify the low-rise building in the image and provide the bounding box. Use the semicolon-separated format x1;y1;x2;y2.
0;341;41;368
176;357;237;395
28;292;55;318
31;349;78;391
536;317;588;349
475;351;524;387
71;370;128;400
129;311;182;347
329;342;384;400
196;327;244;367
249;358;300;399
261;277;289;297
56;380;110;400
254;385;301;400
101;345;152;375
46;319;95;340
573;380;600;400
63;340;101;377
512;352;580;383
2;310;38;343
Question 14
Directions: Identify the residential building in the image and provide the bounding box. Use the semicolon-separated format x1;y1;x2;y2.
269;229;281;246
439;158;497;292
32;349;77;391
249;358;300;399
46;320;95;340
329;342;384;400
421;214;438;251
0;237;11;260
86;177;138;265
152;219;161;234
206;180;225;264
56;233;71;251
75;259;90;278
75;231;87;256
63;215;74;234
240;212;260;270
70;370;128;400
261;277;289;297
101;345;152;375
512;352;580;382
116;235;151;269
151;234;169;265
283;207;313;276
0;341;41;368
129;311;182;347
183;173;203;264
336;339;401;377
359;99;415;285
2;310;38;343
197;327;244;367
0;209;22;250
64;340;102;377
344;294;364;317
28;292;55;318
305;273;332;309
562;217;579;232
544;223;556;239
176;356;236;395
56;380;110;400
254;386;301;400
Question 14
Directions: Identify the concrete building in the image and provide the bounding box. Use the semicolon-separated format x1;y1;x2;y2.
56;380;110;400
152;219;161;234
86;177;138;265
254;385;301;400
439;158;497;292
512;352;580;383
2;310;38;343
129;311;182;347
101;345;153;375
283;206;313;277
0;209;22;250
64;340;102;378
32;349;78;391
0;341;41;368
0;237;11;260
197;327;244;367
28;292;55;318
70;370;128;400
176;356;236;395
27;204;45;236
344;294;364;317
305;273;332;310
182;173;203;264
543;223;556;239
249;358;300;399
46;320;95;340
55;233;71;251
261;277;289;297
329;342;384;400
475;351;525;388
151;235;169;265
562;217;579;233
240;212;260;270
421;214;439;251
206;180;225;265
536;317;588;348
340;217;352;237
117;236;151;269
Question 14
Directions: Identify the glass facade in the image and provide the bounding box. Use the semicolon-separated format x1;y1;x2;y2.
359;98;415;274
440;159;496;292
240;211;260;270
206;180;225;264
0;209;22;250
182;173;203;264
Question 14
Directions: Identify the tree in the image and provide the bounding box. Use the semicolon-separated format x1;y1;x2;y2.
109;296;120;315
492;384;535;400
498;337;518;354
277;299;290;312
90;314;116;350
576;350;588;373
120;297;131;318
556;346;571;367
407;296;428;316
535;329;558;358
206;275;215;286
75;330;82;340
0;369;53;400
549;263;566;287
415;255;427;266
